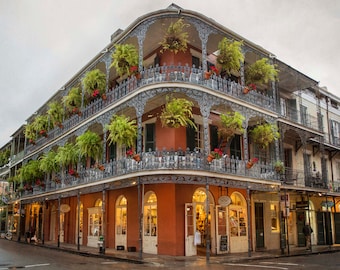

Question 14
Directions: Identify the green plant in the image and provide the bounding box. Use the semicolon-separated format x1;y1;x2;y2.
39;150;59;174
47;101;65;128
106;115;137;148
110;44;139;77
63;86;82;114
274;160;285;173
0;149;10;167
216;37;244;75
160;95;196;129
245;58;279;87
219;111;245;142
32;114;49;137
160;18;190;54
24;123;37;144
250;123;280;150
55;143;80;169
18;160;43;184
82;69;106;98
76;130;103;163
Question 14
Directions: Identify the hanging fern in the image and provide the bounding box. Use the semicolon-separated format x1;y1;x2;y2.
39;150;59;173
110;44;139;77
245;58;279;86
216;37;244;75
63;87;82;114
160;18;190;54
47;101;65;128
219;111;245;142
76;130;103;163
160;95;197;129
106;114;137;148
250;123;280;150
55;143;80;168
82;69;106;97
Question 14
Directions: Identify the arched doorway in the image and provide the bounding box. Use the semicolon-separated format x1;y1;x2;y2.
49;205;56;241
185;188;215;256
75;202;83;245
229;192;248;252
143;191;157;254
115;195;127;250
87;199;102;247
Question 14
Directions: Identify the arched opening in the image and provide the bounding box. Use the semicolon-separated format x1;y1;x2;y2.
87;199;102;247
143;191;157;254
115;195;127;250
229;192;248;252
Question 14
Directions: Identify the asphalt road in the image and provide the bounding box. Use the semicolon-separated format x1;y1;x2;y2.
1;239;340;269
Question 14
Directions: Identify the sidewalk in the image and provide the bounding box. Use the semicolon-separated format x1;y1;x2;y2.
17;239;340;267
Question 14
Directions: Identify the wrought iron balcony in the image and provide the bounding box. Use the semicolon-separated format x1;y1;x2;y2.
18;151;283;198
24;65;276;155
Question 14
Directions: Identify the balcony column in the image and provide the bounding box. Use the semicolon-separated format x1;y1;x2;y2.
102;53;111;93
102;132;107;164
197;93;213;155
191;20;214;72
128;94;148;154
269;56;277;112
243;115;249;162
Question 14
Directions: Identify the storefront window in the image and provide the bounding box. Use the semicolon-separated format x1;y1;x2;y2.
116;196;127;235
229;192;247;237
270;203;279;232
144;192;157;236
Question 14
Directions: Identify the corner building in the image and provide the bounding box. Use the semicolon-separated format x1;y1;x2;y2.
2;4;340;257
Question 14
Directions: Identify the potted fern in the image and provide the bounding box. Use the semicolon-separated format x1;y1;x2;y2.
250;123;280;150
274;160;285;174
32;114;49;138
25;122;37;144
56;143;80;178
216;37;244;76
82;69;107;100
160;95;196;129
106;114;137;149
47;101;65;128
219;111;245;143
245;58;279;92
76;130;103;168
160;18;189;54
63;86;82;116
110;44;139;78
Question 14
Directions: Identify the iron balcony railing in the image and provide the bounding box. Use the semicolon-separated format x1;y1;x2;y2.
25;65;275;155
19;151;283;198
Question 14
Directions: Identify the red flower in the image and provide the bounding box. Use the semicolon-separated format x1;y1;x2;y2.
212;148;223;159
92;89;100;97
68;169;75;175
129;66;138;73
251;157;259;164
248;83;257;90
126;149;134;157
210;65;219;75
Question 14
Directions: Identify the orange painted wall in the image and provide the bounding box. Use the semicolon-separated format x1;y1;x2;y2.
159;50;193;66
155;118;187;151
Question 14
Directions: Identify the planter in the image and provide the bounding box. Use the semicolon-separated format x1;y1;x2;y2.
133;154;141;162
101;93;107;100
243;87;250;94
207;154;215;163
246;161;254;169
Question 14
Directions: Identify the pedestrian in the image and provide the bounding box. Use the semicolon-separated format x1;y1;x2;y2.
303;223;313;250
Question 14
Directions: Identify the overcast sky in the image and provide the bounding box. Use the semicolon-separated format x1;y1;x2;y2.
0;0;339;147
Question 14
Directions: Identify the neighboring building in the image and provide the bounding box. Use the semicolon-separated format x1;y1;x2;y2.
1;4;339;256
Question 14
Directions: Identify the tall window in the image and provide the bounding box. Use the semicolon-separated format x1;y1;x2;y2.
280;98;287;117
270;203;279;232
229;192;247;237
144;192;157;237
330;120;340;145
145;123;155;152
116;196;127;235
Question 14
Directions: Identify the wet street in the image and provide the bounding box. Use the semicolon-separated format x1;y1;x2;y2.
1;239;340;269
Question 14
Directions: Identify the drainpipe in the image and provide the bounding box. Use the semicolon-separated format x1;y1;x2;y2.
205;179;210;263
77;191;80;251
247;187;251;257
58;196;61;248
102;188;106;254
